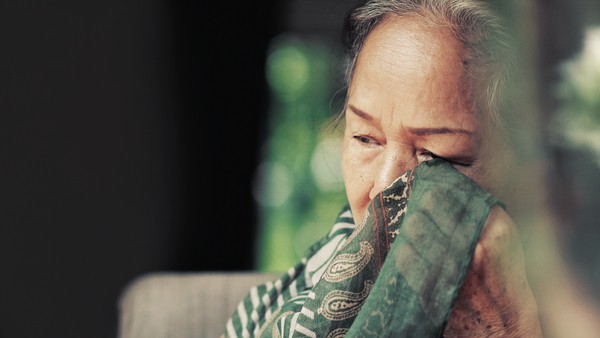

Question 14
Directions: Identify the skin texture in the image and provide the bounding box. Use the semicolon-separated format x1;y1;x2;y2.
341;14;543;337
445;207;543;337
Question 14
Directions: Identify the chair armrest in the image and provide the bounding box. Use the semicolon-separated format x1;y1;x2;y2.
117;271;279;338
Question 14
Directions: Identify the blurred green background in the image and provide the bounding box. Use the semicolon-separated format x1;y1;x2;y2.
254;36;348;271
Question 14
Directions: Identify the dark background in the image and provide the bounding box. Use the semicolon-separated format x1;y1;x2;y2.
0;0;351;337
2;0;600;337
1;0;277;337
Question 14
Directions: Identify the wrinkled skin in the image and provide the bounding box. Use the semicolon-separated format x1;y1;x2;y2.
444;207;542;337
341;14;543;337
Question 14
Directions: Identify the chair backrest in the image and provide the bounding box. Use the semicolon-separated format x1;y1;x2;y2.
117;271;279;338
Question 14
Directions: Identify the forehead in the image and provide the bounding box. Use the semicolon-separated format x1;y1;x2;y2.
349;14;477;130
355;14;465;91
361;14;461;66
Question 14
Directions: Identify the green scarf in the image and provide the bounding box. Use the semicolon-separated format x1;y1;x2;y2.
224;159;502;337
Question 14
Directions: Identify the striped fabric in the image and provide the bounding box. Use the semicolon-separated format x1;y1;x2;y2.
223;206;358;338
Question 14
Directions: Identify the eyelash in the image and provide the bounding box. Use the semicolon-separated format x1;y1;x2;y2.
421;151;472;167
352;135;379;146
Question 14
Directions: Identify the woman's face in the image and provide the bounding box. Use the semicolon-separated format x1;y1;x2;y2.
342;15;489;225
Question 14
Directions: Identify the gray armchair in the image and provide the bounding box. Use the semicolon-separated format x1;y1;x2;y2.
117;271;279;338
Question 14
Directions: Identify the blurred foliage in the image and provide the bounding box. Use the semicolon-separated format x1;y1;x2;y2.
551;26;600;163
254;34;347;272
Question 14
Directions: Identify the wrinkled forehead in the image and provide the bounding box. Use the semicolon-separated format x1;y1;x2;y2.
353;14;466;74
351;16;478;122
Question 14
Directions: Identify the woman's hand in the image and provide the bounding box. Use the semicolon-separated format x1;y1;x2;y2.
443;207;544;337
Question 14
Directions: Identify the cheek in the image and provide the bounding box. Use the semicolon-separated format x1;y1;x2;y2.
342;141;372;223
460;137;498;192
457;161;493;193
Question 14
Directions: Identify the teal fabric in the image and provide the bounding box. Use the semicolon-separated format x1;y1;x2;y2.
224;159;502;337
345;159;502;337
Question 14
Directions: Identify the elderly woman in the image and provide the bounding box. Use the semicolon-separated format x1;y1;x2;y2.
224;0;543;337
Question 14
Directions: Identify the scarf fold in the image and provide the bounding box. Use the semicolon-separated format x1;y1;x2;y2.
224;159;502;338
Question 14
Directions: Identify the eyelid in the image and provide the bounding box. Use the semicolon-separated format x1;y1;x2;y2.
418;150;473;167
352;134;381;146
353;134;371;143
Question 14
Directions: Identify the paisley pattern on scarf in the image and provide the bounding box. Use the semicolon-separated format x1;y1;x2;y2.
322;241;373;283
223;159;501;338
318;280;374;321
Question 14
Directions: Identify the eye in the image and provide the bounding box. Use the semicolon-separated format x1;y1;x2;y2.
417;150;472;167
352;135;379;146
417;151;438;163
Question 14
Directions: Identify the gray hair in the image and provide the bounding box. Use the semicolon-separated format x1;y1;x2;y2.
340;0;512;128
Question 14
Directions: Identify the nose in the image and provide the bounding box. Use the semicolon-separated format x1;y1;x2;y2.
369;150;416;200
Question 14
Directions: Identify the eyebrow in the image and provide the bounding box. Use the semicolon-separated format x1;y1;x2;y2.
406;127;473;136
347;104;474;136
